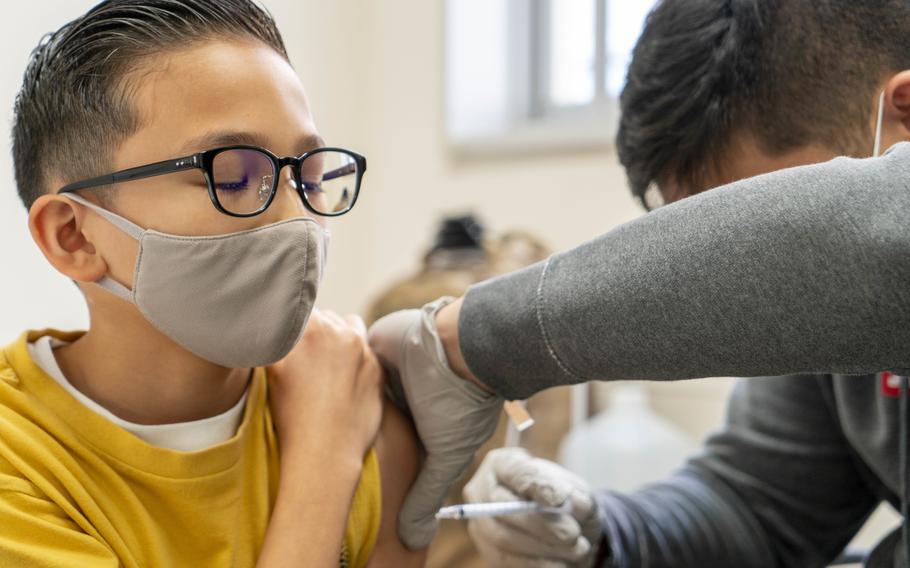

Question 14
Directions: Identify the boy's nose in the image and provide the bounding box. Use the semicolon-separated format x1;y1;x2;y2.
264;173;319;225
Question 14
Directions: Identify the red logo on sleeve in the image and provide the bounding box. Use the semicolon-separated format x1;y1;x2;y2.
881;372;902;398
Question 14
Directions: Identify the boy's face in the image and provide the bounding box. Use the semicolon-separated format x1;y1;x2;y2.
80;39;322;289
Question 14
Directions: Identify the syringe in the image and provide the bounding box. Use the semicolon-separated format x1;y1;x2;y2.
435;500;569;520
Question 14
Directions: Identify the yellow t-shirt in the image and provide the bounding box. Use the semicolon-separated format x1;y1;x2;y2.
0;330;381;568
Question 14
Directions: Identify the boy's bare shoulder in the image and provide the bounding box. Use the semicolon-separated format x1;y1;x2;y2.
375;400;420;483
368;400;426;567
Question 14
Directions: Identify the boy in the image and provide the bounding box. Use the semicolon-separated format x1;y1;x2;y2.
2;1;424;566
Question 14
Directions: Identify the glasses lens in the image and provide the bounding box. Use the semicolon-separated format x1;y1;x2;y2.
299;150;360;215
211;149;277;215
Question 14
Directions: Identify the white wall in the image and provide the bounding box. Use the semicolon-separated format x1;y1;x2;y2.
355;0;643;310
1;1;102;339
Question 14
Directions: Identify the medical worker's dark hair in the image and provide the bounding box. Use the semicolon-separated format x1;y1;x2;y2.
12;0;289;210
617;0;910;207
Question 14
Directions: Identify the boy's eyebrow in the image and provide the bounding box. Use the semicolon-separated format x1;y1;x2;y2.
179;130;326;155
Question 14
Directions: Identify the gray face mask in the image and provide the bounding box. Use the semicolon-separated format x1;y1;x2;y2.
65;193;329;368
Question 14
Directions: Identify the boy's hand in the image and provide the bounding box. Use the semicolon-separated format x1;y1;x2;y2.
267;309;383;465
259;309;384;568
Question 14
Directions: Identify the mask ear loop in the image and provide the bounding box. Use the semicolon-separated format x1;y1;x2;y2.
873;90;885;157
61;193;144;240
60;193;143;302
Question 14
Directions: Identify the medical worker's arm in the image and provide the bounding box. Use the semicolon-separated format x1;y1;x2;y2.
592;374;876;567
458;143;910;398
465;375;877;568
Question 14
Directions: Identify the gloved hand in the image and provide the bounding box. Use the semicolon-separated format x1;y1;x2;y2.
368;297;504;550
464;448;603;568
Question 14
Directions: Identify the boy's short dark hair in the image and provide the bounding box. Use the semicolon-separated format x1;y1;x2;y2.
12;0;289;210
617;0;910;206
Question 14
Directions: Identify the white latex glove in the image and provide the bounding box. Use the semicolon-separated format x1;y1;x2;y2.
368;298;503;550
464;448;603;568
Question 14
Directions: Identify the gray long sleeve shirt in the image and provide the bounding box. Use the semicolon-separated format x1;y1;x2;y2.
459;143;910;566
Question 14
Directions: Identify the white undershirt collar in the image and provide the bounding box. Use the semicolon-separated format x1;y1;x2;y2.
27;335;248;452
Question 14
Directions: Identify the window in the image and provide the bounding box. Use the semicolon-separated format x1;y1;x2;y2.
444;0;658;155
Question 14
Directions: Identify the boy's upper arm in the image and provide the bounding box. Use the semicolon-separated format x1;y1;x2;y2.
0;460;117;567
367;400;427;568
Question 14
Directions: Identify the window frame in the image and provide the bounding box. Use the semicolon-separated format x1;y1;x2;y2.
444;0;619;158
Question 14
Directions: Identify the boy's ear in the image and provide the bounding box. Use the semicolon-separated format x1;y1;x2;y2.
28;193;107;283
885;70;910;137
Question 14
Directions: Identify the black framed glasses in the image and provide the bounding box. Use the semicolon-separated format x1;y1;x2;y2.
58;145;367;218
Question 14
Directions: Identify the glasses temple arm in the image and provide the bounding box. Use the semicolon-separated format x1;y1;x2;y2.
320;162;358;182
58;154;201;193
